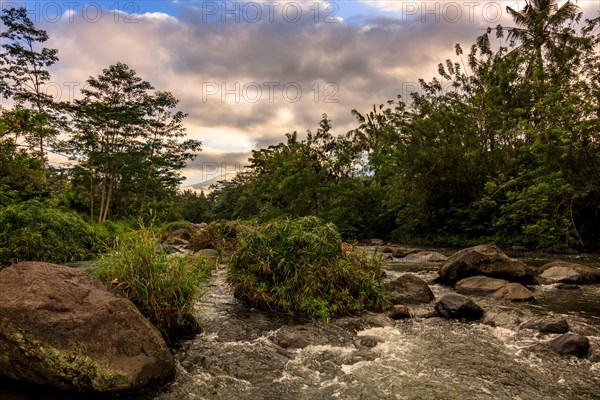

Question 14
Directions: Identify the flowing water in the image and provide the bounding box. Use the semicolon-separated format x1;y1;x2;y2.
2;249;600;399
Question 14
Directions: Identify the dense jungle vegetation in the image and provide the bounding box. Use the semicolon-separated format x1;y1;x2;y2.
1;1;600;266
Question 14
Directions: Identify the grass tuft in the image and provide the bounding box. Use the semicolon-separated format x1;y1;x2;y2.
227;216;389;321
91;224;212;344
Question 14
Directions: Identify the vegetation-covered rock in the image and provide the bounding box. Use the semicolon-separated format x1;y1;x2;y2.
0;262;174;393
227;217;389;320
92;225;212;343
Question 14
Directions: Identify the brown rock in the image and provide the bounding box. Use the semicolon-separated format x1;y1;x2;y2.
0;262;175;393
438;244;535;285
387;305;411;320
385;274;435;304
455;276;509;296
538;260;600;284
491;283;534;301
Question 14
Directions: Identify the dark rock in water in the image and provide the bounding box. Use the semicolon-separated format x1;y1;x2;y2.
522;316;569;334
387;305;411;320
434;294;484;320
385;274;434;304
381;246;395;254
0;262;175;393
550;333;589;358
555;283;581;290
491;283;534;302
438;244;535;285
538;260;600;284
546;245;579;254
455;276;509;296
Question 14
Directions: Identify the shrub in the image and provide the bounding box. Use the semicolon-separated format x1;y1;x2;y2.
188;220;244;254
0;201;99;268
91;225;212;344
227;216;390;320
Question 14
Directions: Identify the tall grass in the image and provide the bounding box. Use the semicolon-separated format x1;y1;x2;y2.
228;216;389;321
0;200;100;268
91;225;212;344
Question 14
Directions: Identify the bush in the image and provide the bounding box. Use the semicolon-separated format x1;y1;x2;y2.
0;201;99;268
227;216;389;320
188;220;244;254
91;225;212;344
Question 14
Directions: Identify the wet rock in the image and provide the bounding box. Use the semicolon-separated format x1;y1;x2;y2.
381;246;395;254
546;245;579;254
0;262;175;393
434;294;484;320
550;333;589;358
385;274;435;304
403;251;448;262
491;283;534;302
387;305;411;320
538;260;600;284
193;248;219;262
438;244;536;285
522;316;569;334
392;247;421;258
555;283;581;290
455;276;509;296
355;336;380;348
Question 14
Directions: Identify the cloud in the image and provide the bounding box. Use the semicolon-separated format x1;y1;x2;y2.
14;0;594;184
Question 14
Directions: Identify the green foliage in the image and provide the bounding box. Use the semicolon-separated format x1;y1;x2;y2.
188;220;244;254
91;225;212;343
227;217;389;320
0;201;99;267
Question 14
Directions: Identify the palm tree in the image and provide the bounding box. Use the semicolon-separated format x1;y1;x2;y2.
505;0;580;80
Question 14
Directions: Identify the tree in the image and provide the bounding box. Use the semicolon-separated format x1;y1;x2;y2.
0;6;59;162
66;63;201;222
505;0;580;81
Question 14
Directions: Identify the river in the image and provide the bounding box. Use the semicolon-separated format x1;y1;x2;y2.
2;249;599;399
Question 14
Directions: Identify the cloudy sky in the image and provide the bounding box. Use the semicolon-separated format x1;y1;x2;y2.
1;0;598;186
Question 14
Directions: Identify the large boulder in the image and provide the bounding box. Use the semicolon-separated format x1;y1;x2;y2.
0;262;175;393
434;294;484;320
438;245;535;285
455;276;509;296
550;333;590;358
538;261;600;284
385;274;435;304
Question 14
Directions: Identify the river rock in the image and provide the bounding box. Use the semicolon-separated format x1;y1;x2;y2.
0;262;175;393
491;283;534;302
438;244;535;285
455;276;509;296
522;316;569;334
385;274;434;304
403;251;448;262
387;305;411;320
368;238;384;245
550;333;589;358
193;248;219;262
538;261;600;284
434;294;484;320
392;247;421;258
